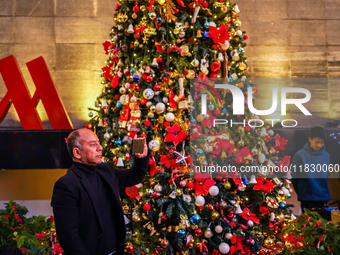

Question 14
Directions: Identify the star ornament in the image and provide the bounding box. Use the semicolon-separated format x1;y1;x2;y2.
165;123;188;146
173;149;189;166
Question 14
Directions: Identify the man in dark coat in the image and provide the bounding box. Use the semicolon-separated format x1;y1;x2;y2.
51;128;150;255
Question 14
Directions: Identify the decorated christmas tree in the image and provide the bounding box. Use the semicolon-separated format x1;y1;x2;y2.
87;0;295;253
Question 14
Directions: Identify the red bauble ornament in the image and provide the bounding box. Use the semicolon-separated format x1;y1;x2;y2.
154;84;161;91
186;181;194;189
210;61;221;72
245;126;251;131
156;57;163;63
214;108;221;115
144;120;151;127
141;133;147;138
174;8;179;13
114;95;120;100
194;229;203;236
116;4;122;10
171;45;178;51
85;123;92;129
125;243;134;253
142;74;148;80
164;121;170;127
179;180;186;187
163;77;168;82
147;76;154;82
140;98;147;105
143;203;151;211
210;72;217;79
202;1;208;7
216;176;223;181
134;86;140;92
133;5;140;12
243;35;248;40
124;68;130;75
152;192;161;199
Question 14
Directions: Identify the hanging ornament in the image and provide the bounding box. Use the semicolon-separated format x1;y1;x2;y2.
116;157;124;167
195;196;205;206
179;180;186;188
219;243;230;254
208;185;219;196
210;61;221;72
190;214;201;224
177;229;186;238
143;89;155;100
132;209;140;222
211;211;220;221
192;58;199;67
215;225;223;233
148;12;156;19
249;175;257;184
194;228;203;236
125;243;134;253
161;238;169;248
104;132;110;139
165;112;175;122
196;29;203;37
155;102;166;114
127;23;134;33
183;194;191;202
149;139;161;151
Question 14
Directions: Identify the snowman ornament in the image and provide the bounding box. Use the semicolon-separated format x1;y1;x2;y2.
201;57;209;75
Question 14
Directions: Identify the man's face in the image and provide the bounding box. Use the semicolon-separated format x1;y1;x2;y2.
77;129;103;165
309;137;325;151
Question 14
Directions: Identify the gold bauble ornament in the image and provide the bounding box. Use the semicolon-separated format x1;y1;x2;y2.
211;211;220;221
196;115;204;122
132;13;138;19
251;148;258;155
221;6;228;12
176;188;182;196
263;237;274;247
140;5;146;11
224;182;231;189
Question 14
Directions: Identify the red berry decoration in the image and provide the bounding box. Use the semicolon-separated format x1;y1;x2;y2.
214;108;221;115
140;98;147;105
154;84;161;91
125;243;134;253
143;203;151;211
134;86;140;92
114;95;120;100
152;192;161;199
144;120;151;127
202;1;208;7
163;77;168;82
85;123;92;129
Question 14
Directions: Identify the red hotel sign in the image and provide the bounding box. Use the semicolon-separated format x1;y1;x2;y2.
0;55;73;129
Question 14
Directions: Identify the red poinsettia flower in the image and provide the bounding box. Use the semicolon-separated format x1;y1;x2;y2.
102;65;113;80
264;135;272;141
274;134;288;151
102;41;112;54
165;123;188;146
159;152;179;169
190;124;202;140
233;147;252;164
207;24;230;44
193;172;216;196
253;178;275;194
239;208;260;223
277;155;291;167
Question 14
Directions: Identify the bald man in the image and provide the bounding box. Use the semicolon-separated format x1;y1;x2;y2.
51;129;150;255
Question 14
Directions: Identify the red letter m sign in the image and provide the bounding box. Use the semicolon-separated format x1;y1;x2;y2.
0;55;73;129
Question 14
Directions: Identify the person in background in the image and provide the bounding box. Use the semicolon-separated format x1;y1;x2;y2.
291;126;331;214
51;128;150;255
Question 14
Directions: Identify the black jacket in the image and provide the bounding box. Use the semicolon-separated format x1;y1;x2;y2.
51;153;150;255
